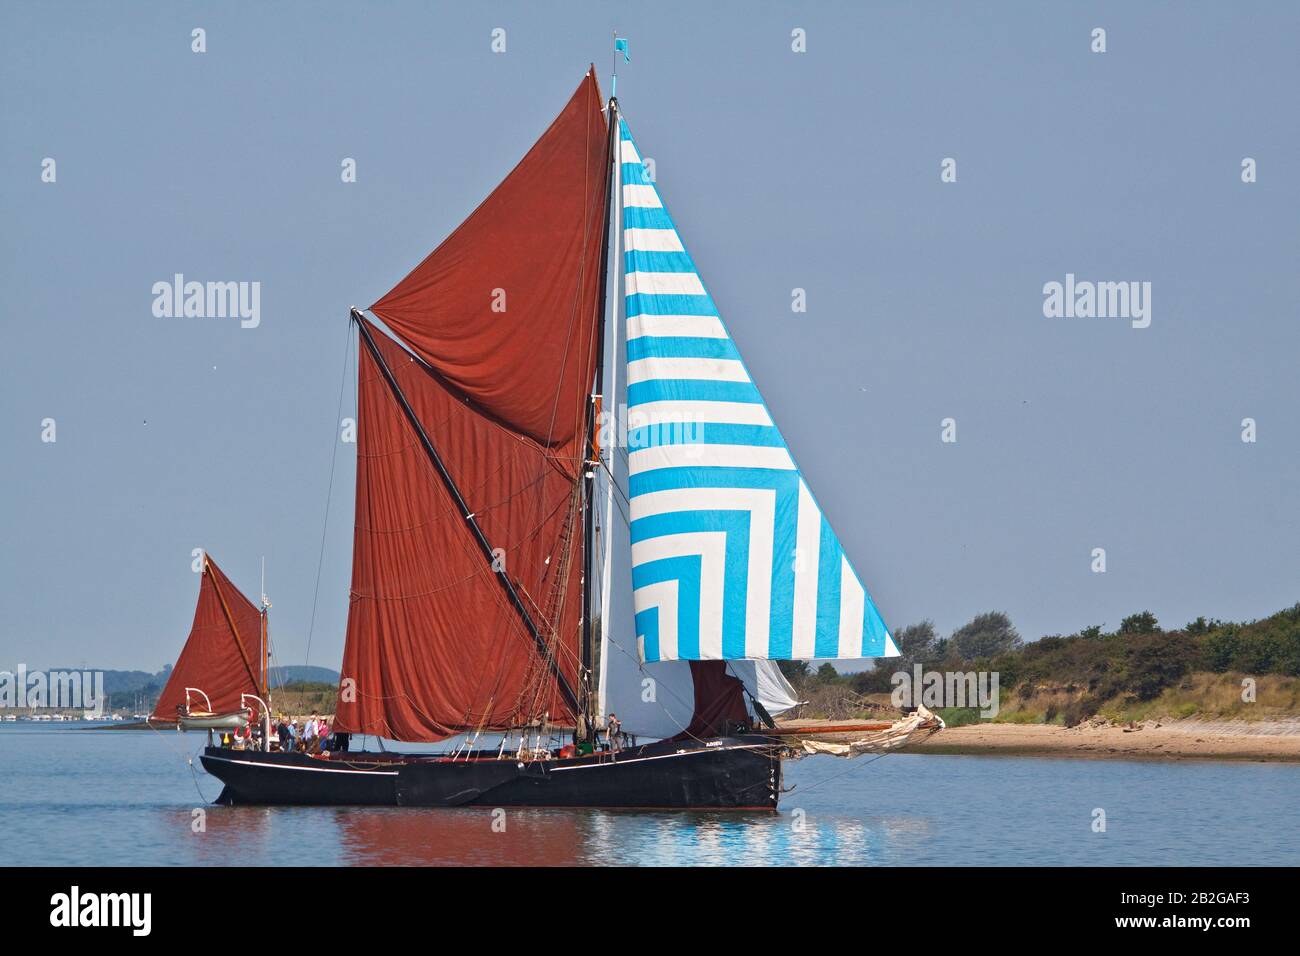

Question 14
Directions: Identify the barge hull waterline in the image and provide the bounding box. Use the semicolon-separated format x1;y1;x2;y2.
200;736;782;810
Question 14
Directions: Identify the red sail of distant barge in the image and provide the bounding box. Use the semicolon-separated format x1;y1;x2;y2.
155;554;267;727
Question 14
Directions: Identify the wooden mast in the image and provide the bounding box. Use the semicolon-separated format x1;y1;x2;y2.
578;86;619;744
260;557;270;701
260;607;269;700
205;557;261;700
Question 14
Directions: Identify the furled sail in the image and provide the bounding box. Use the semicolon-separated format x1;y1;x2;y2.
730;659;800;716
333;71;609;741
154;555;263;721
618;118;900;663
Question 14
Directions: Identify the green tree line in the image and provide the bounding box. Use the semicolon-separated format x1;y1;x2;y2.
779;602;1300;721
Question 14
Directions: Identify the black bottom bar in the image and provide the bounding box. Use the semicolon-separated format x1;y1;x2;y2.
6;866;1282;939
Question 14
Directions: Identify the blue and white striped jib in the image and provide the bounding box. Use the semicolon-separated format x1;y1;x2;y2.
619;118;899;664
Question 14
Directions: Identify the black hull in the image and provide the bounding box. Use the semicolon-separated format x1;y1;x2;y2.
200;736;782;810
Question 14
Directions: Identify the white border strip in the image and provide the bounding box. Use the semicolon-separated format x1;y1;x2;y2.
203;754;399;776
549;743;771;771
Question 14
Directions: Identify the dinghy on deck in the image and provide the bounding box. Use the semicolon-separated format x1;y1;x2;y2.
173;689;251;732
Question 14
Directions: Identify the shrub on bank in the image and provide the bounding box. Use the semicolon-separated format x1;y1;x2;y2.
789;602;1300;722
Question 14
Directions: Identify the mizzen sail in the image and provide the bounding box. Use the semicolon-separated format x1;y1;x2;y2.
154;555;263;720
618;118;899;663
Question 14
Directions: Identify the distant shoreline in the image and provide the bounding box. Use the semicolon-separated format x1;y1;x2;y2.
903;721;1300;763
21;715;1300;763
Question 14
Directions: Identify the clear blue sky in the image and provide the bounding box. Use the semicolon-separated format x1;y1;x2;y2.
2;2;1297;671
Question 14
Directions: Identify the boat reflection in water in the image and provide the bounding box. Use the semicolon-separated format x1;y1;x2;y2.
331;807;585;867
318;804;930;866
161;805;275;867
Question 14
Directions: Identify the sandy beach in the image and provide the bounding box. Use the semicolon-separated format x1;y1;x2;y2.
904;719;1300;762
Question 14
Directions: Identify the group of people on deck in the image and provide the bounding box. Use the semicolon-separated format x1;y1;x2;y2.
223;711;333;753
223;710;623;756
276;712;332;753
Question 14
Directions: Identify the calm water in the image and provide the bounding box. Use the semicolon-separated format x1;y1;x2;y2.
2;722;1297;866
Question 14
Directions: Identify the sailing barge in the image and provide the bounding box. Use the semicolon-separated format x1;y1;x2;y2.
155;554;271;733
200;66;938;810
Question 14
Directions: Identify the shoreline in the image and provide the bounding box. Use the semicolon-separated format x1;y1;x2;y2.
902;721;1300;763
23;716;1300;763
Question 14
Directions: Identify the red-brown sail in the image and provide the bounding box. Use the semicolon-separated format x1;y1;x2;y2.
334;320;588;740
154;555;263;721
679;662;752;740
334;71;608;741
369;69;609;451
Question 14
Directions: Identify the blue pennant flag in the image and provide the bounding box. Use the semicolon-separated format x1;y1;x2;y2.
615;37;629;62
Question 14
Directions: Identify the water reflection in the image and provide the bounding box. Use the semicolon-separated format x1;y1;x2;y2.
6;725;1300;866
184;806;274;865
334;807;585;866
315;805;934;866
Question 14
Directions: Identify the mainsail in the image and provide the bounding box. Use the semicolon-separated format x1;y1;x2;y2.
333;71;610;741
618;118;900;663
154;555;263;720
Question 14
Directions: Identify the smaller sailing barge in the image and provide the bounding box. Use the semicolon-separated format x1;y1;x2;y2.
157;554;271;733
201;66;938;810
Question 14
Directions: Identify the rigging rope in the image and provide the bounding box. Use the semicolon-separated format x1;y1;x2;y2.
142;716;222;805
303;322;354;674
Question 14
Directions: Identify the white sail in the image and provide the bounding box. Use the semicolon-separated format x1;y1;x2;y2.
731;660;800;717
596;438;799;736
617;117;899;663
